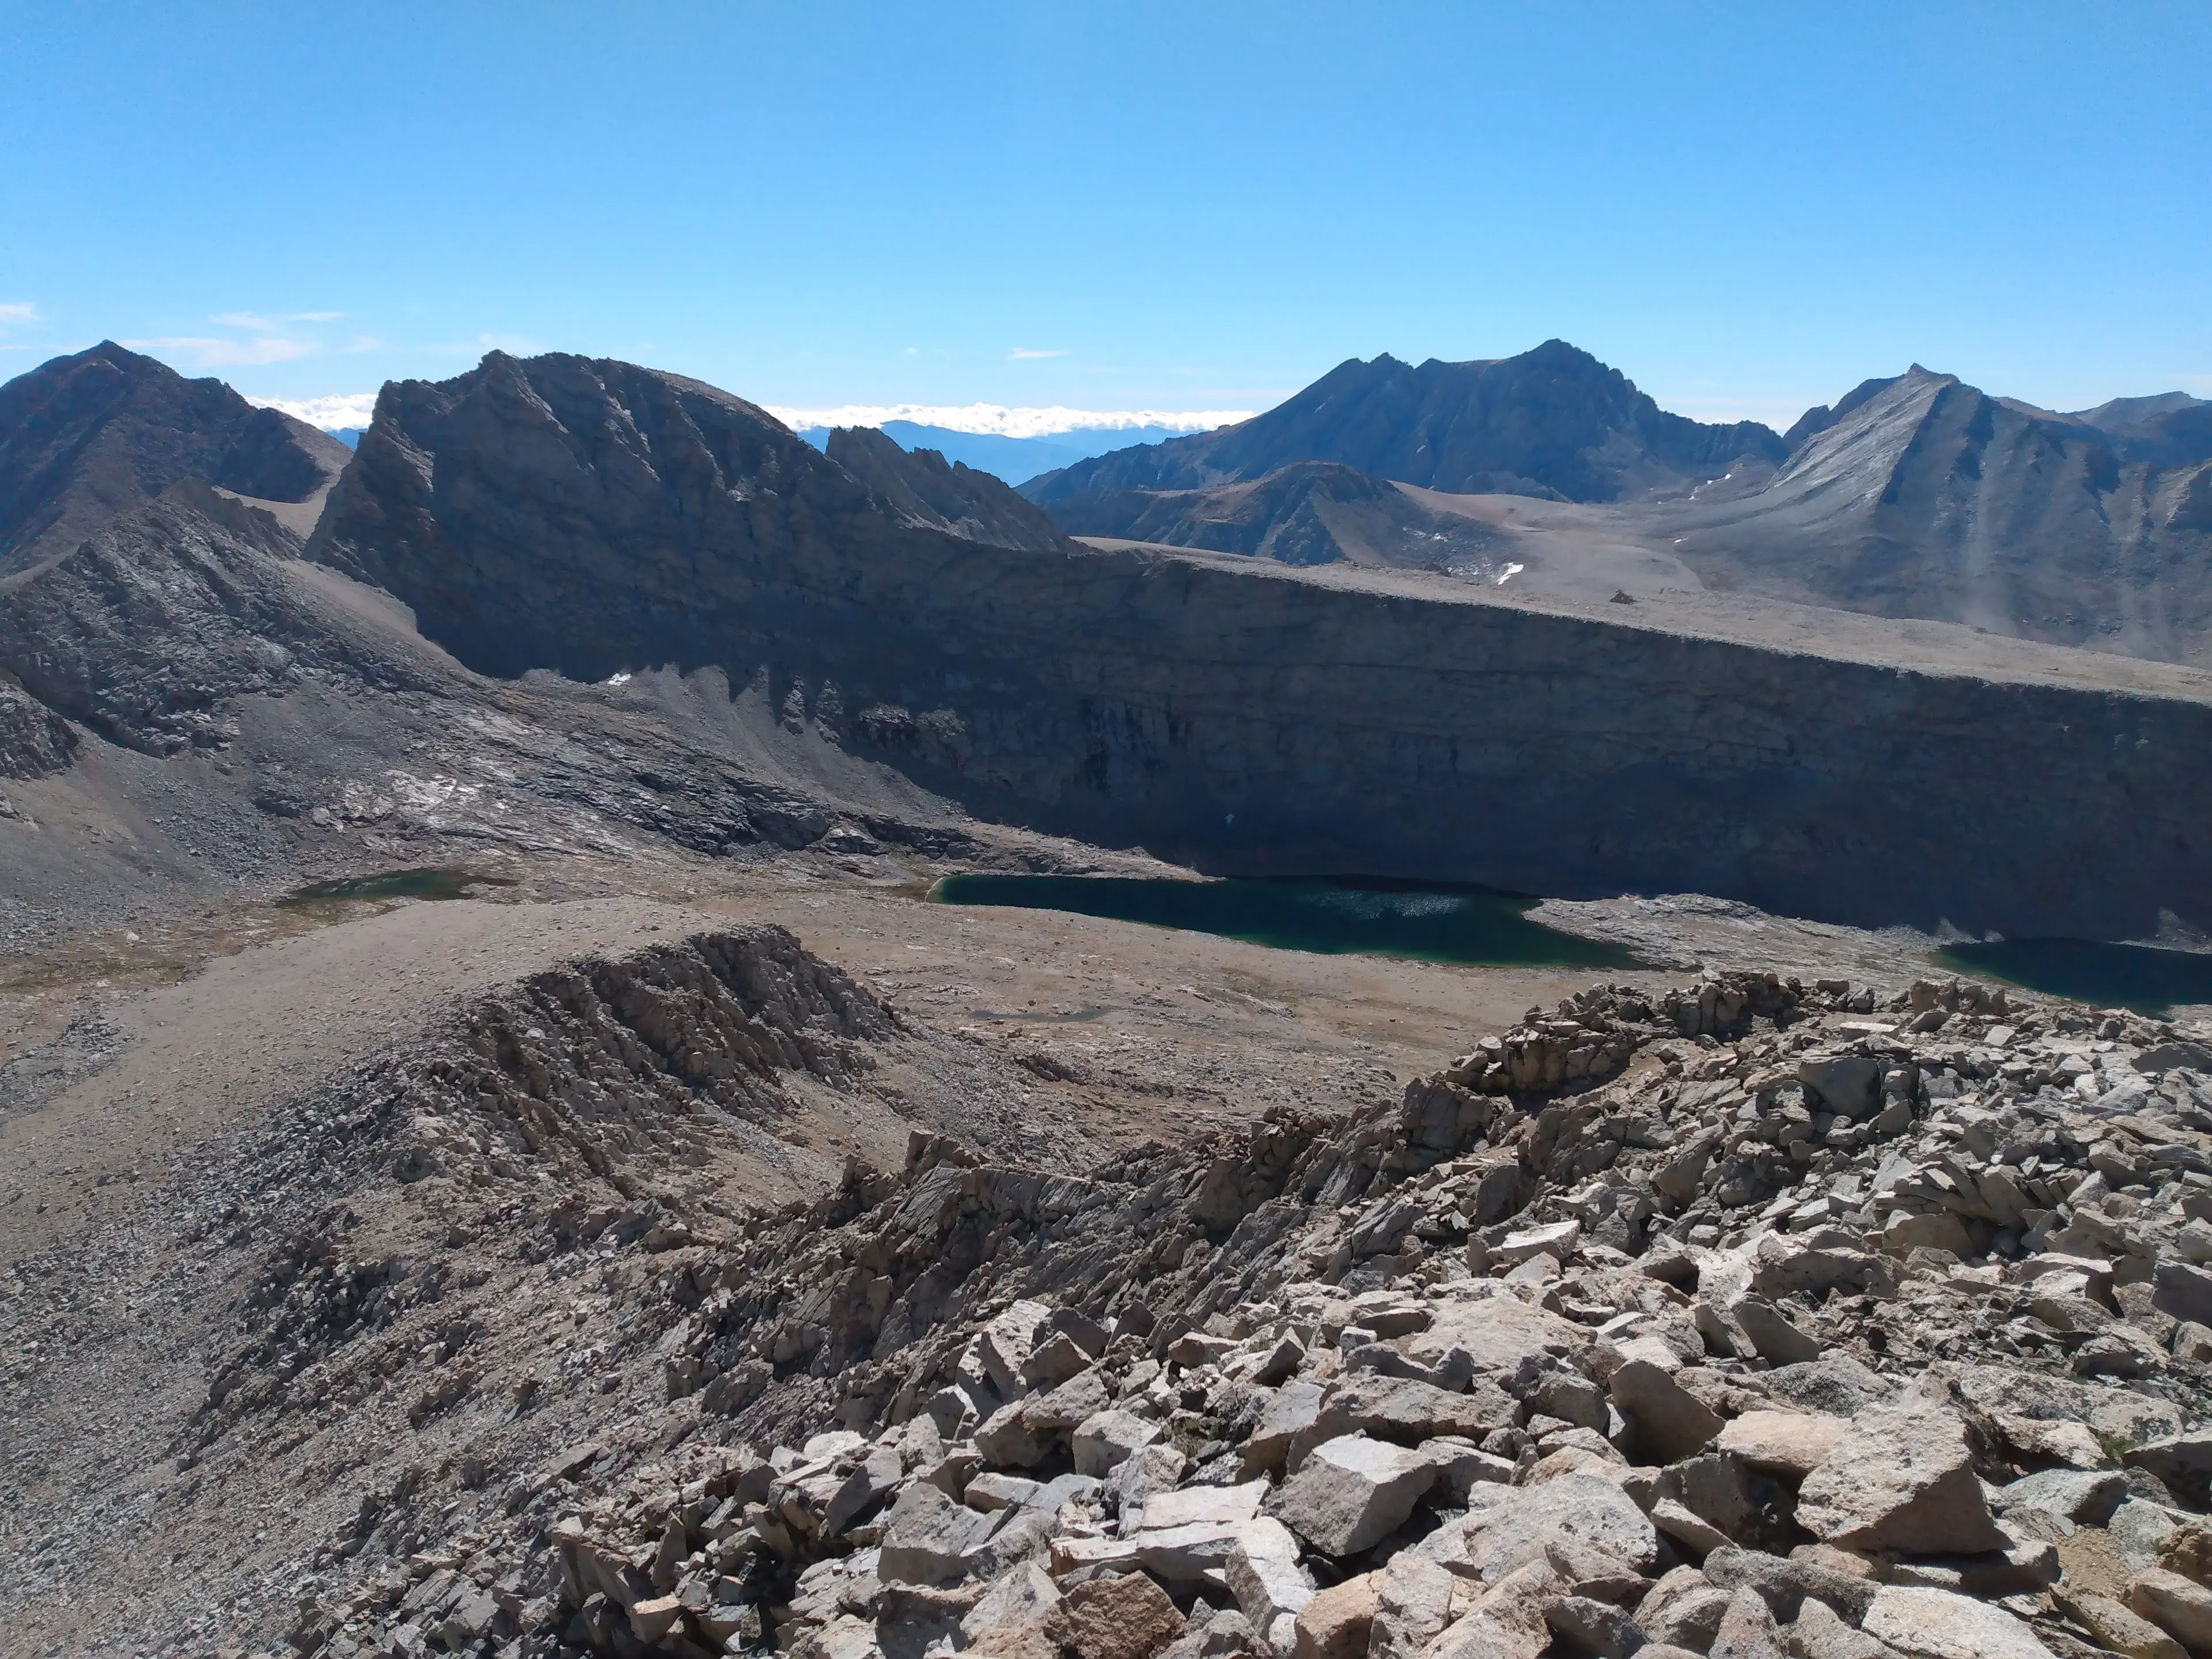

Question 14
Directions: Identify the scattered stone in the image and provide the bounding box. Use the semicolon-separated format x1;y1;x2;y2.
1796;1402;2008;1555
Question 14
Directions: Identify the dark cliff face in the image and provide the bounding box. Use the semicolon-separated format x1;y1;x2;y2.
1024;340;1788;514
309;350;2212;941
0;342;353;575
306;351;1080;682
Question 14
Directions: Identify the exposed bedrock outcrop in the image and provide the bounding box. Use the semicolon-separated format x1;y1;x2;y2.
310;350;2212;940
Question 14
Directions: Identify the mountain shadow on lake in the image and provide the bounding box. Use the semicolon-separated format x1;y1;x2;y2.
929;874;1639;969
1936;938;2212;1018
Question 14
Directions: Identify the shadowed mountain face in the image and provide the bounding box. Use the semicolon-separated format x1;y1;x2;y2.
823;426;1070;551
303;349;2212;939
0;341;354;575
1024;340;1787;510
307;351;1080;681
2064;390;2212;469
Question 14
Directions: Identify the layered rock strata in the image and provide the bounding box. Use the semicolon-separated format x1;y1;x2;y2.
309;350;2212;938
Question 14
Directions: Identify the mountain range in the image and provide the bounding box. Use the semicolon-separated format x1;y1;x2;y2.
1021;342;2212;665
793;419;1200;483
6;338;2212;1659
3;339;2209;942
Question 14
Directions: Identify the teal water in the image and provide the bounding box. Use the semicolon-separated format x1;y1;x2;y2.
1936;938;2212;1018
282;867;516;904
929;874;1639;969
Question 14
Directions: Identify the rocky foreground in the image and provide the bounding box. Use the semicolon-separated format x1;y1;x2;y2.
281;967;2212;1659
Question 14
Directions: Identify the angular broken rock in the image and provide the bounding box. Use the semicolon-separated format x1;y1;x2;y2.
1636;1566;1736;1653
2129;1567;2212;1652
879;1483;1005;1585
2051;1585;2184;1659
1445;1473;1660;1585
1702;1545;1877;1626
1608;1357;1724;1463
1991;1467;2128;1527
963;1561;1062;1643
1298;1374;1517;1455
1546;1593;1645;1659
1225;1515;1311;1652
1785;1598;1903;1659
1758;1354;1893;1418
1714;1411;1848;1477
1368;1549;1461;1659
1859;1585;2055;1659
980;1300;1052;1398
1073;1408;1161;1477
1293;1573;1377;1659
1710;1587;1783;1659
1245;1380;1325;1477
1730;1295;1825;1365
1047;1571;1188;1659
2152;1260;2212;1330
1795;1402;2007;1555
1267;1434;1436;1558
977;1400;1052;1469
1021;1331;1097;1391
1495;1220;1581;1264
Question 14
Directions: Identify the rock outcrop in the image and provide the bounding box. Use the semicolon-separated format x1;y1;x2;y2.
307;351;2212;940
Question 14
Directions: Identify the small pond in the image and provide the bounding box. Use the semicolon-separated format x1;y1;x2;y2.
281;867;517;905
1935;938;2212;1018
928;874;1640;970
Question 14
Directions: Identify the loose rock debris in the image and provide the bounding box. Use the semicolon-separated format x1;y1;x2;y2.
184;961;2212;1659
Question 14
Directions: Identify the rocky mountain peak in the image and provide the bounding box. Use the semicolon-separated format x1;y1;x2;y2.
1022;340;1789;531
0;339;353;575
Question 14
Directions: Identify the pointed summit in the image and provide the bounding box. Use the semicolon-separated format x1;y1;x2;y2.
1024;341;1786;514
0;340;353;574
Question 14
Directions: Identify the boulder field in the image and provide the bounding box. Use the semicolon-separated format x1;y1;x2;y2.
274;962;2212;1659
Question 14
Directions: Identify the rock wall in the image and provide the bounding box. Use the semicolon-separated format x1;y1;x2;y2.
310;351;2212;940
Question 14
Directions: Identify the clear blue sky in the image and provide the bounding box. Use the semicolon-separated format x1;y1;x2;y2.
2;2;2207;429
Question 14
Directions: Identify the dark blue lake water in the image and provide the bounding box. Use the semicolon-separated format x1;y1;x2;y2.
929;874;1639;970
1936;938;2212;1018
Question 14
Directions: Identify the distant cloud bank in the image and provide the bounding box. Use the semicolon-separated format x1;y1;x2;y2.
247;395;1259;439
762;402;1253;438
248;392;380;430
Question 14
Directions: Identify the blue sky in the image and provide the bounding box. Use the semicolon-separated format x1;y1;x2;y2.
2;2;2207;431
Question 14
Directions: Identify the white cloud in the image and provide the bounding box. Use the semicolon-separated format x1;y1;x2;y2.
0;301;38;328
1008;347;1068;360
123;335;317;368
762;402;1255;438
245;392;380;430
212;309;344;328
